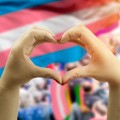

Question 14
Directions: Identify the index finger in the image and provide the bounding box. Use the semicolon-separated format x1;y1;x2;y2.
13;27;56;55
60;25;112;57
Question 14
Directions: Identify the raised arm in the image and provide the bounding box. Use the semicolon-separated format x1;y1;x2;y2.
60;24;120;120
0;26;62;120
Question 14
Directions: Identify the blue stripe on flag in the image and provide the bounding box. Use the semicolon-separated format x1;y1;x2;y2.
0;0;59;15
0;68;4;77
0;46;86;77
31;46;86;67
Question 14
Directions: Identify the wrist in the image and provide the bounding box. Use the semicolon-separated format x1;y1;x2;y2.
108;72;120;87
108;60;120;86
107;83;120;120
0;77;20;90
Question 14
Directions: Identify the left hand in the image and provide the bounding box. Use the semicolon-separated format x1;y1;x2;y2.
1;26;62;88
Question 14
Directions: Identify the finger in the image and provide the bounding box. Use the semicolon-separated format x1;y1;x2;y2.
33;66;62;85
15;28;56;55
32;29;57;47
32;26;55;37
62;66;92;85
60;25;111;56
24;54;62;84
18;27;56;46
30;28;56;43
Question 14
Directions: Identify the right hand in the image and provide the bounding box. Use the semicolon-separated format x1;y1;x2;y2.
60;25;120;86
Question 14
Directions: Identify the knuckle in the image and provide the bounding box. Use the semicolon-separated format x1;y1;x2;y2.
74;72;80;78
77;24;84;29
10;46;19;58
29;29;36;36
44;73;50;78
11;46;18;54
31;25;39;29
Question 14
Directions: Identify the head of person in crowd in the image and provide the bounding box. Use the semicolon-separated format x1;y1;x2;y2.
92;100;107;119
81;80;94;94
33;91;45;104
34;78;48;90
19;88;35;108
81;80;101;110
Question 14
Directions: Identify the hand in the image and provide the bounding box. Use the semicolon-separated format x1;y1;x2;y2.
60;25;120;86
1;26;62;88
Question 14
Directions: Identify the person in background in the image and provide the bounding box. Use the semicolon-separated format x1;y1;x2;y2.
91;100;107;120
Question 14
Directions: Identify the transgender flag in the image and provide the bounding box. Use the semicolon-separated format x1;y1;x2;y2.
0;0;120;77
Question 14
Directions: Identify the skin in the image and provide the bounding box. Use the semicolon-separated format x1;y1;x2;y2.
0;26;62;120
60;24;120;120
0;25;120;120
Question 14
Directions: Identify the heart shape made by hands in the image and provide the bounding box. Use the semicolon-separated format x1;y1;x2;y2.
24;25;118;85
2;25;118;88
60;25;118;85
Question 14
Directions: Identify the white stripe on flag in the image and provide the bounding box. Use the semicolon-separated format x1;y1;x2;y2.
0;2;119;52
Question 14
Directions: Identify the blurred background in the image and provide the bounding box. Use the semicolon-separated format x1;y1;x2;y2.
0;0;120;120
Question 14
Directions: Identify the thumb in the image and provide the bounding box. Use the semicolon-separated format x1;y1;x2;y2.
62;66;91;85
33;66;62;85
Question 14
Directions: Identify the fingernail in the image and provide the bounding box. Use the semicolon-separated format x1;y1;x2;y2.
52;35;56;39
51;36;57;43
59;36;62;40
56;37;62;43
57;37;62;41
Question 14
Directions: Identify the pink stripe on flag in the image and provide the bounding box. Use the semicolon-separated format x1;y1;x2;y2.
0;42;76;68
0;12;119;68
60;84;70;116
96;22;119;36
0;0;113;33
51;80;63;120
51;70;70;120
86;13;119;33
0;9;59;33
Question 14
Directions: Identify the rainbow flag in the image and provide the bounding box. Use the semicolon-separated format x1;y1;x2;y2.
0;0;119;77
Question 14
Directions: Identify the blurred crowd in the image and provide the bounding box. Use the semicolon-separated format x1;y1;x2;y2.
67;32;120;120
18;32;120;120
